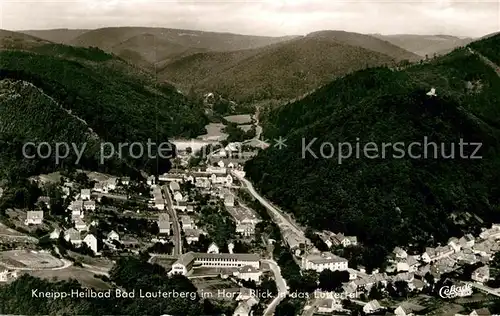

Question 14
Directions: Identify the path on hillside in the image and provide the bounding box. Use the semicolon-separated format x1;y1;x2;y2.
468;47;500;77
27;81;99;139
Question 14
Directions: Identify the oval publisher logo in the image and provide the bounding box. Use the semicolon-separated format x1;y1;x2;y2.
439;284;473;299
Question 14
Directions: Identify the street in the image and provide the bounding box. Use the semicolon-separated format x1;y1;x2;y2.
162;185;182;255
232;171;307;240
262;259;288;316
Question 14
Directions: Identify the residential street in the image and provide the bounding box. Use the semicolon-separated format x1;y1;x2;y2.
262;259;288;316
162;185;182;255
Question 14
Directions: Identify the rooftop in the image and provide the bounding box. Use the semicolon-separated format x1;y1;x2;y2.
306;252;348;264
226;205;260;222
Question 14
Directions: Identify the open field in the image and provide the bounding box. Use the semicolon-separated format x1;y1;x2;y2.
0;222;35;240
29;172;62;184
224;114;253;124
68;251;115;269
0;250;64;269
191;277;241;301
238;124;253;132
80;170;115;182
28;266;112;289
149;257;176;269
198;123;228;141
190;267;238;276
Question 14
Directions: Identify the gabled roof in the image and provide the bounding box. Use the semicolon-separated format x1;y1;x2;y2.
27;210;43;219
65;228;80;240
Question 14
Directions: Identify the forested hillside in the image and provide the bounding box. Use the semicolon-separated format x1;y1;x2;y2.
162;36;399;103
245;36;500;267
469;33;500;65
0;43;208;179
0;79;99;181
0;258;211;315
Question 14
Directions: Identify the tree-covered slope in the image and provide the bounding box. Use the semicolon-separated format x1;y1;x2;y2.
0;43;208;178
0;79;100;181
162;37;398;103
0;258;206;315
245;39;500;263
469;33;500;65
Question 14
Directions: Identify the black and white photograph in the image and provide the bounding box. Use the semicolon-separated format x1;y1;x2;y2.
0;0;499;315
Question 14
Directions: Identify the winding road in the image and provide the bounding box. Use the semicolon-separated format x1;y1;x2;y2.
468;47;500;77
231;170;307;241
263;259;288;316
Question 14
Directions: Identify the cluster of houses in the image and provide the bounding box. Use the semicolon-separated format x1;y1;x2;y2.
0;269;18;282
388;226;500;283
316;230;358;248
160;164;234;190
298;224;500;315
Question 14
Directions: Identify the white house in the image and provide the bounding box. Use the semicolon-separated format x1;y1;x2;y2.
224;193;234;207
233;297;258;316
81;189;91;200
169;181;181;192
207;242;220;254
459;234;475;248
147;175;156;186
393;247;408;259
83;200;96;211
448;237;461;252
154;199;165;210
70;200;84;218
74;217;88;232
106;178;117;191
180;215;195;230
226;206;261;237
49;228;61;240
158;213;170;235
107;230;120;242
62;187;70;198
0;270;9;282
363;300;382;314
472;266;490;283
225;174;233;187
120;177;130;186
83;234;98;254
64;228;82;246
233;265;262;283
173;191;183;202
301;252;348;272
25;210;44;225
342;236;358;247
184;229;202;244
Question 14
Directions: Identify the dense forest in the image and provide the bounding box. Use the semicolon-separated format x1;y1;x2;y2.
245;35;500;266
0;44;208;179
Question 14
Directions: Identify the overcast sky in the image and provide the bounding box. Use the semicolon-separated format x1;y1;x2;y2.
1;0;499;38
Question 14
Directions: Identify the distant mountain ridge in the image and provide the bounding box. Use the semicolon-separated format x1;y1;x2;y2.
307;30;420;61
21;28;90;44
160;36;403;103
373;33;475;57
